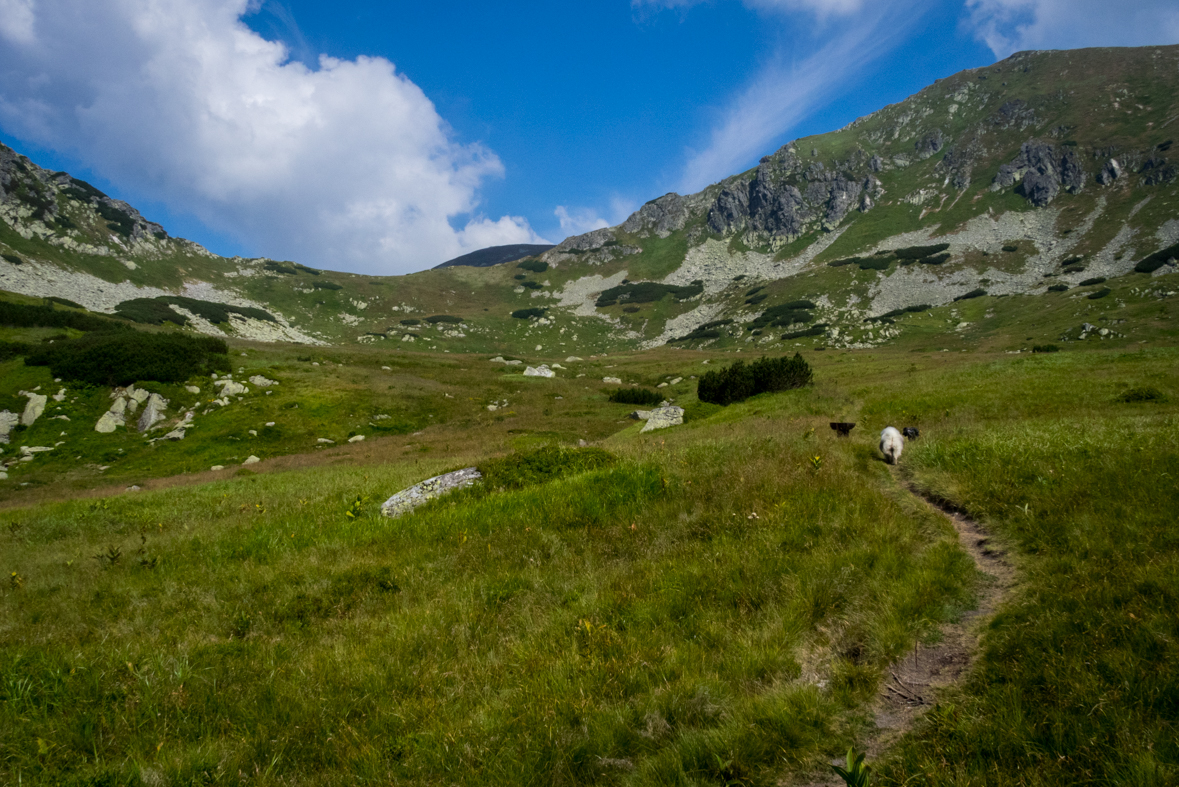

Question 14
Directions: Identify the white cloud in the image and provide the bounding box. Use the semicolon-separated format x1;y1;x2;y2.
633;0;863;20
965;0;1179;59
0;0;36;44
0;0;543;274
554;205;610;237
678;1;926;192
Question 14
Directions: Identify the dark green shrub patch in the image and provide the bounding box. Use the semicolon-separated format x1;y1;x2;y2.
919;253;951;265
1133;242;1179;273
0;340;32;361
745;286;764;297
312;281;343;290
521;281;543;290
24;332;230;386
827;257;862;267
1060;255;1084;267
1117;386;1167;402
399;318;421;326
1079;277;1106;286
513;274;526;280
894;243;950;259
857;257;892;271
623;305;641;313
0;299;126;332
511;308;546;319
670;328;722;342
1087;288;1111;300
595;281;703;308
425;315;463;324
953;288;987;301
865;308;905;322
748;303;814;331
607;388;663;406
1048;284;1070;292
697;353;813;405
45;296;84;309
516;259;548;273
63;177;107;202
1032;344;1060;353
263;261;298;275
96;203;134;237
115;296;276;325
745;292;768;305
1002;244;1019;252
904;304;932;312
783;299;816;310
1;253;22;265
477;445;616;491
781;324;828;340
293;263;321;275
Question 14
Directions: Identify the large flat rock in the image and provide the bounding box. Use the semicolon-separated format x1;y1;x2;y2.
381;467;482;518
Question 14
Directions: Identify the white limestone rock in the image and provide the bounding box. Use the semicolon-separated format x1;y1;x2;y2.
524;365;555;378
20;392;47;426
381;467;482;518
248;375;278;387
640;405;685;433
242;455;260;465
137;393;168;432
603;377;622;384
95;397;128;433
185;385;201;394
0;410;18;444
348;435;366;443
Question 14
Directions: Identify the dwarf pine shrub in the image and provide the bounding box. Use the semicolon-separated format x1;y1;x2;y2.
516;258;548;273
607;388;663;406
24;332;230;385
697;354;813;405
511;308;546;319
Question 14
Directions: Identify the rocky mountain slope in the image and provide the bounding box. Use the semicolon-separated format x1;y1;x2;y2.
2;45;1178;355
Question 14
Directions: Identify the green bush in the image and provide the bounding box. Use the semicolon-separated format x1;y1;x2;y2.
919;253;951;265
607;388;663;406
781;324;828;340
477;445;616;491
827;257;861;267
263;261;298;275
312;281;343;290
521;281;543;290
96;203;134;237
905;304;932;312
114;296;276;326
1060;255;1084;267
745;292;768;305
1133;242;1179;273
0;299;128;333
954;288;987;301
511;308;546;319
513;274;526;280
748;303;814;331
516;259;549;273
1002;244;1019;252
399;318;421;326
894;243;950;259
1117;386;1167;403
425;315;463;324
1048;284;1070;292
1;253;22;265
24;332;230;386
857;257;892;271
595;281;703;308
745;286;764;297
0;340;32;361
1079;277;1107;286
1032;344;1060;353
783;299;816;310
670;328;721;342
697;354;813;406
45;296;84;310
1087;288;1111;300
294;263;321;275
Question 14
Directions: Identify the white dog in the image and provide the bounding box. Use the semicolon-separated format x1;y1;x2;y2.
879;426;904;465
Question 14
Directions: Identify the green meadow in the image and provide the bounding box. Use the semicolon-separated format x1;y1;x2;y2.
3;318;1178;784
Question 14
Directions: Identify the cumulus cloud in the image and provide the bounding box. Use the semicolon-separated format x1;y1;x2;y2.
965;0;1179;59
0;0;544;274
678;1;926;192
554;205;610;236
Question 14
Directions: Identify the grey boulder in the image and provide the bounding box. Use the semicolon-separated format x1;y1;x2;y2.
381;467;482;518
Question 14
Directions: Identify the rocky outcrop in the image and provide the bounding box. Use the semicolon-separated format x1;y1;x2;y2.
137;393;168;432
621;193;690;238
523;365;555;378
640;405;685;433
381;467;483;518
992;141;1086;206
95;397;128;433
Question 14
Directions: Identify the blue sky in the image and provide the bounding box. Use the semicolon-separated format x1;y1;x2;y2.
2;0;1177;273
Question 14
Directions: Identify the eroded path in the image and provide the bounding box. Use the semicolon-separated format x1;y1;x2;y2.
865;481;1018;758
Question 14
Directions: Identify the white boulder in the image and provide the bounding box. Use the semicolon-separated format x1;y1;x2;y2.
20;392;47;426
381;467;482;518
524;365;555;378
640;405;685;433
